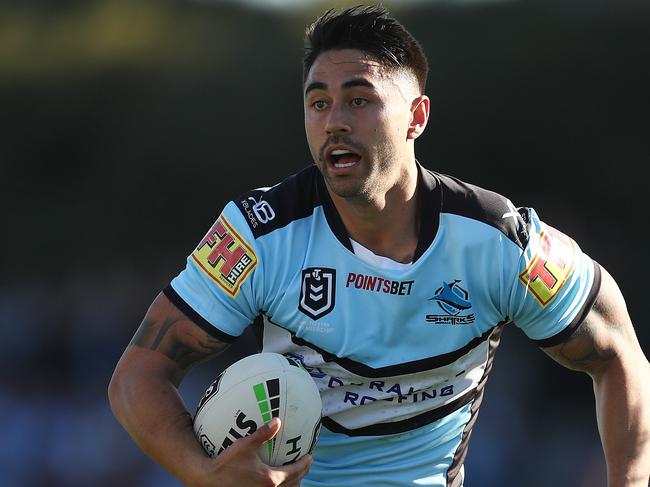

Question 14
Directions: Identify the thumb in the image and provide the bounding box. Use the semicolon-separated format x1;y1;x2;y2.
248;417;281;446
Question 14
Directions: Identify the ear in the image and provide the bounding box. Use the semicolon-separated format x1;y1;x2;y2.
407;95;430;141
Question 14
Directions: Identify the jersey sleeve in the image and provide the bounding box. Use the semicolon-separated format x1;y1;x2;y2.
164;201;263;342
507;209;601;347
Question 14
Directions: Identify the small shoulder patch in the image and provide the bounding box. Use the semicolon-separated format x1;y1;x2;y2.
237;190;277;233
191;215;257;297
233;166;324;239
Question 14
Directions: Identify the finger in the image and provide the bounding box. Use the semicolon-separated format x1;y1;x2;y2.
246;417;282;447
273;453;313;484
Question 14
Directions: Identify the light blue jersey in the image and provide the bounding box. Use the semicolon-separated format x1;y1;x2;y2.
166;164;600;486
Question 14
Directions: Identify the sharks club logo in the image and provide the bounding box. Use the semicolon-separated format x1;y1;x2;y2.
298;268;336;319
426;279;476;325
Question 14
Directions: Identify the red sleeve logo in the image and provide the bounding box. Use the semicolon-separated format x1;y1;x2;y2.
518;225;577;307
191;216;257;297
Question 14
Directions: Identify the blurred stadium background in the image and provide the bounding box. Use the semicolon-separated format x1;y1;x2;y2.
1;0;648;485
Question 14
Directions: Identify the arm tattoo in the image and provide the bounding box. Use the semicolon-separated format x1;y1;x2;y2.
544;297;621;375
150;317;175;351
543;265;639;377
130;305;230;370
547;318;617;374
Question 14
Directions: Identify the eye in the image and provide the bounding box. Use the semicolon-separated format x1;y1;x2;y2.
351;97;368;107
311;100;328;111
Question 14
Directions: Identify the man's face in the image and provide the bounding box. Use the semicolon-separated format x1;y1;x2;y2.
304;49;422;201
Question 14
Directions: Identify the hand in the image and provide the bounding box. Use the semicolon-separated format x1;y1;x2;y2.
193;418;313;487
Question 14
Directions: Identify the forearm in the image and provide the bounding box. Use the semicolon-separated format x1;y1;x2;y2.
107;293;311;487
108;347;209;486
593;352;650;487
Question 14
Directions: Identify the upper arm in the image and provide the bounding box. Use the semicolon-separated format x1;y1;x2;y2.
542;264;645;377
121;291;232;386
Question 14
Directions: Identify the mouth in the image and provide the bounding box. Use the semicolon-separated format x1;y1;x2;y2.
325;146;362;169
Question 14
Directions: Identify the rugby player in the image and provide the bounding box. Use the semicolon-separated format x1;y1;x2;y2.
109;6;650;486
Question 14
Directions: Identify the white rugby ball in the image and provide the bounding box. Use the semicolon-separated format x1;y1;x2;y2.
193;352;322;466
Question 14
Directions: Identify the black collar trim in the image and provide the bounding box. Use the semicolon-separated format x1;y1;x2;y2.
317;162;441;262
413;162;441;262
317;171;355;252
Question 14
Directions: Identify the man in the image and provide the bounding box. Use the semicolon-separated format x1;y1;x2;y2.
109;6;650;486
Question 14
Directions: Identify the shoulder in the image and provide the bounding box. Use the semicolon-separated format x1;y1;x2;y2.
230;165;325;239
431;170;531;249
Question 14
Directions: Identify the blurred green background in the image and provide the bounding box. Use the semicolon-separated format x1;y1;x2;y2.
1;0;648;485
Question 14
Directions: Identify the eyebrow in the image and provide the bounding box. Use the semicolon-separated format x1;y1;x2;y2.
304;78;376;96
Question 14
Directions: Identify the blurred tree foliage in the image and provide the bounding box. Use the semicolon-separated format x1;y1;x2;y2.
2;0;648;322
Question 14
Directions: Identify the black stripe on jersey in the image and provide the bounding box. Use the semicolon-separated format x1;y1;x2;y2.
322;387;476;437
433;171;530;250
229;165;355;252
532;260;603;348
267;316;506;378
233;166;328;240
231;163;444;259
162;285;239;343
446;324;505;486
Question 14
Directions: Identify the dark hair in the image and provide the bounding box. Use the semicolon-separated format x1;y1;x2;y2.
303;5;428;92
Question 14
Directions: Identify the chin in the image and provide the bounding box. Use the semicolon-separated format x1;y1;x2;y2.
325;179;372;201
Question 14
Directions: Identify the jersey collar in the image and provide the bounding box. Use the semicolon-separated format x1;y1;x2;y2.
316;161;441;263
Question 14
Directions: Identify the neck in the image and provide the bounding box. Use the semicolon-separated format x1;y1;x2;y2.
327;161;420;264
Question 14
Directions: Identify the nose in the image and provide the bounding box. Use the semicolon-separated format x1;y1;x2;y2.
325;103;351;135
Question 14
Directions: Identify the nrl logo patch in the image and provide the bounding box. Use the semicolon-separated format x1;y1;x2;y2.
298;268;336;319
